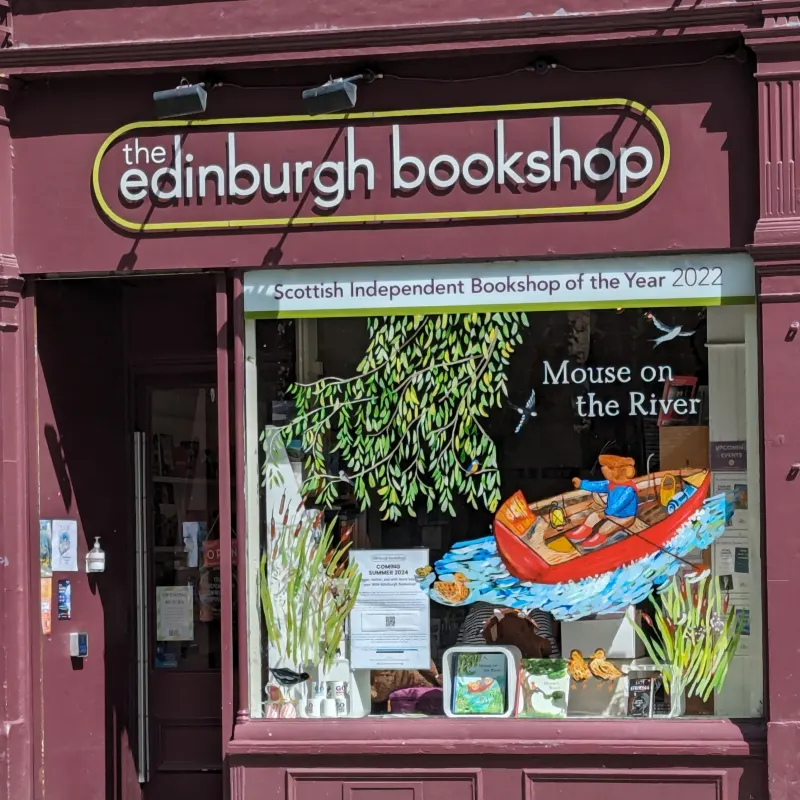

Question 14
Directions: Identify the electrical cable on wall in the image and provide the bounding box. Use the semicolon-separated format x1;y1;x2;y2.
216;46;745;93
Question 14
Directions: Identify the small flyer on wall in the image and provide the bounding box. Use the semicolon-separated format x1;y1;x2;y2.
40;578;52;635
350;549;430;670
714;540;751;593
51;519;79;572
156;586;194;641
39;520;53;577
711;473;749;530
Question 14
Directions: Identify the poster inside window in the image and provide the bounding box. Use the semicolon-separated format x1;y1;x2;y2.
243;257;762;722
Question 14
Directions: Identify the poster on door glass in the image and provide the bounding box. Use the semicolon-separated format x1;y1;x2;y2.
712;473;749;530
156;586;194;641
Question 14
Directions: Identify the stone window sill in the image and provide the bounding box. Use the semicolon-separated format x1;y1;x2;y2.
228;716;765;757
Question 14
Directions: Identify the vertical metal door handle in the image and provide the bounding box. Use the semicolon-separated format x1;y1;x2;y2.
133;432;150;783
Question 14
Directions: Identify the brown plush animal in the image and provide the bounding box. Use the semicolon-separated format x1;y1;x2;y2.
483;608;552;658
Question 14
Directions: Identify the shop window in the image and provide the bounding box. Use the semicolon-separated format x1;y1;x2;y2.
243;291;762;722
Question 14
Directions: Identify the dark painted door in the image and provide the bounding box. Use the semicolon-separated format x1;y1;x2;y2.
135;376;223;800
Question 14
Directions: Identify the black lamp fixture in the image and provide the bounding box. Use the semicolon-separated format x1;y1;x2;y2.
301;70;380;116
153;78;208;120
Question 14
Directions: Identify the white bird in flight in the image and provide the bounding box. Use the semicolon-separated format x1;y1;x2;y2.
508;389;537;433
645;312;696;348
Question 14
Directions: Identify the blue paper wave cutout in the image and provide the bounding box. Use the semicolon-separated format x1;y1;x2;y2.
416;492;731;621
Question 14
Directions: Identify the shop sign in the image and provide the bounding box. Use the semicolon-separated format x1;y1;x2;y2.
92;99;668;234
709;441;747;471
202;539;238;568
243;253;756;318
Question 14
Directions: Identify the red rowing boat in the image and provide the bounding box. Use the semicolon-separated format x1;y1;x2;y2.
494;469;711;584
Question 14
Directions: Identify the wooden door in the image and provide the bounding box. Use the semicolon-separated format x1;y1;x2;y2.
134;377;223;800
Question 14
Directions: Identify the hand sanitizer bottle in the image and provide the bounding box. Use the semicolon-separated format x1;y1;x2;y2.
85;537;106;573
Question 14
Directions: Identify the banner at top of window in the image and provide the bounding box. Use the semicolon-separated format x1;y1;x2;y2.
243;254;755;320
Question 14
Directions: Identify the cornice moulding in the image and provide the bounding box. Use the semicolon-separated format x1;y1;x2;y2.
0;4;761;76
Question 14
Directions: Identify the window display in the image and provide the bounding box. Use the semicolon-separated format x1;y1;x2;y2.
244;290;761;722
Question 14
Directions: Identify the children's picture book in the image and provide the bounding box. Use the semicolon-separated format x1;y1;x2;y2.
657;375;698;427
516;658;569;718
627;676;655;717
452;652;508;715
651;675;671;716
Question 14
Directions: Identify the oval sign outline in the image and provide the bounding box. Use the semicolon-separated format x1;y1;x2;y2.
92;98;670;234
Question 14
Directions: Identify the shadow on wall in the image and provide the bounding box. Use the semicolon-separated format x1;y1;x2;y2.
44;424;73;514
36;279;134;800
36;275;218;800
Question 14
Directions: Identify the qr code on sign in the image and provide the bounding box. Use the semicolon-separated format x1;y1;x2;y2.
385;615;396;628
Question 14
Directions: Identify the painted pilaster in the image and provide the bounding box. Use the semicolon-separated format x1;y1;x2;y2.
0;76;35;800
747;15;800;799
748;14;800;253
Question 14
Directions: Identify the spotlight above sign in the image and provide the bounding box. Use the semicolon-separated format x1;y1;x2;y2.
152;80;208;120
301;71;381;115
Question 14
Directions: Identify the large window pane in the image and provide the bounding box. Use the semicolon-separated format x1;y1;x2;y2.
244;304;762;721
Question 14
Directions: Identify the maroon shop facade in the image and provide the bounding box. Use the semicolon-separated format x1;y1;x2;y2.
4;14;800;800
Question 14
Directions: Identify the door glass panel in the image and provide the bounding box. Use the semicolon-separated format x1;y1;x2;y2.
150;386;221;671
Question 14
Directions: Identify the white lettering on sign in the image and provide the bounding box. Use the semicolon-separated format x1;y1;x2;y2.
117;118;654;211
542;360;703;419
543;361;637;386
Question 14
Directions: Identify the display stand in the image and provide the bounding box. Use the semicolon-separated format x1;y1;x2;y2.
442;645;521;719
561;607;644;660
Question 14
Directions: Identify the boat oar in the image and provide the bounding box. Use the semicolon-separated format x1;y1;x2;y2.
628;530;700;571
584;512;699;572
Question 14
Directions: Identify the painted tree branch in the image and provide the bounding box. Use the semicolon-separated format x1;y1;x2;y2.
263;311;527;519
